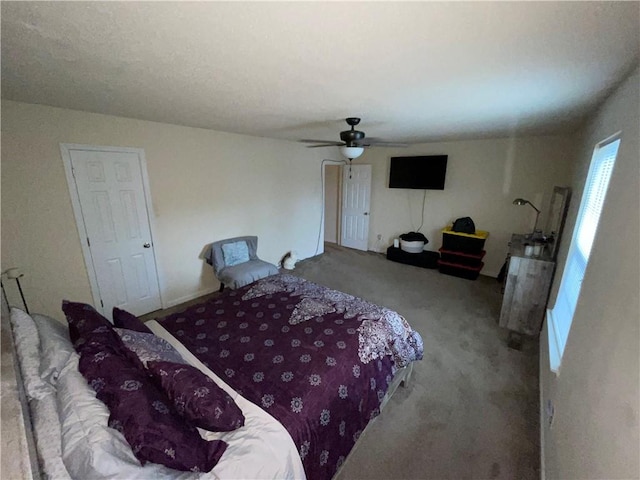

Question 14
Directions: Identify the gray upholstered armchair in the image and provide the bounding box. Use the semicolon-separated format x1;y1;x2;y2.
204;236;279;291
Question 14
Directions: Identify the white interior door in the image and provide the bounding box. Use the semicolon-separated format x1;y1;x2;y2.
341;164;371;251
63;145;162;318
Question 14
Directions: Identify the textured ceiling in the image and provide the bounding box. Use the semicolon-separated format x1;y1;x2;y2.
2;2;639;144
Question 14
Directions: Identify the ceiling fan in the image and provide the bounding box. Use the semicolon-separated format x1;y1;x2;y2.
300;117;407;160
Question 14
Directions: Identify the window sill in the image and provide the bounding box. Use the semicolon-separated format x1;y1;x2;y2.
546;308;562;375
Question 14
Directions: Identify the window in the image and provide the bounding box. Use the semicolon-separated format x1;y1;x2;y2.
547;137;620;373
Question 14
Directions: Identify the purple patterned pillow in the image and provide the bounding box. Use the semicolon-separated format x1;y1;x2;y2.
62;300;145;371
62;300;117;346
115;329;186;366
147;361;245;432
113;307;153;334
79;343;227;472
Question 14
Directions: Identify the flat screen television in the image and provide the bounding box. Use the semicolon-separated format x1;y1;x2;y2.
389;155;448;190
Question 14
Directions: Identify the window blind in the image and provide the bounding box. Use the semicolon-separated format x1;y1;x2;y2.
548;138;620;372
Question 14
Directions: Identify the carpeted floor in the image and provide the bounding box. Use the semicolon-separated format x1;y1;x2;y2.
292;244;540;480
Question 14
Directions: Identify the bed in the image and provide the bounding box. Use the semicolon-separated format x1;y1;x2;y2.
7;273;423;479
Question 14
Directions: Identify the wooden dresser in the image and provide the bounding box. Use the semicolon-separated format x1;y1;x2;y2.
499;234;554;336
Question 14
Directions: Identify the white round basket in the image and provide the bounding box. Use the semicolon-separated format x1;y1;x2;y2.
400;239;425;253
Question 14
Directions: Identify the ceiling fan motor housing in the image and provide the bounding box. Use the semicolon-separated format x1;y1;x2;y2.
340;129;365;146
301;117;407;150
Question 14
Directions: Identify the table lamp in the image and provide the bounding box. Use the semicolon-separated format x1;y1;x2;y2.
513;198;541;234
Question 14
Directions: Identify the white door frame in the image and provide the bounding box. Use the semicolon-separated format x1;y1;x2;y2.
340;164;372;251
60;143;164;316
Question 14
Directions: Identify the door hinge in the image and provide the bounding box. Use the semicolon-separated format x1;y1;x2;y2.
100;300;104;308
87;237;90;247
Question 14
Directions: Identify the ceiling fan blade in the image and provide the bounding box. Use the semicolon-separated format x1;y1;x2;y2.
299;119;406;150
299;139;344;146
306;143;346;148
370;143;409;148
357;138;408;148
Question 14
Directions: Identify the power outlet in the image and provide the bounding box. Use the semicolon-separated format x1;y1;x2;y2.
377;234;382;241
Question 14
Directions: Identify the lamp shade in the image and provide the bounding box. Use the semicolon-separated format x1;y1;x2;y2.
339;146;364;160
513;197;541;233
512;198;540;213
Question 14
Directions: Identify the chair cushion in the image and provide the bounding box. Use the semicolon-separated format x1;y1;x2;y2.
219;260;279;289
221;241;250;267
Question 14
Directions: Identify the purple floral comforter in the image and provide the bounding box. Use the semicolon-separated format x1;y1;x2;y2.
158;274;423;480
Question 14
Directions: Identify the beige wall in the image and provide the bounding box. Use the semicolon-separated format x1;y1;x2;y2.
540;67;639;479
1;101;326;320
351;134;576;276
1;100;577;321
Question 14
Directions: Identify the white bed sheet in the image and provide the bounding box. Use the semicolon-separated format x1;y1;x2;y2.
146;320;306;480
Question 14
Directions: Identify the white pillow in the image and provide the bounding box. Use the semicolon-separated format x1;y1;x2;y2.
30;393;71;479
222;241;250;267
56;354;186;479
32;314;74;386
10;308;53;400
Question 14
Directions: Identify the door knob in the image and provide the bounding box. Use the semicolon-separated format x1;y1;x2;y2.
143;243;151;248
364;212;369;216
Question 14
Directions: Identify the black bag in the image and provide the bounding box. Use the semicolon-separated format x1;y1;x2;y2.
452;217;476;234
399;231;428;244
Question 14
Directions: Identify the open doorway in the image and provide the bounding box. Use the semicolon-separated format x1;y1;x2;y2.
324;164;341;245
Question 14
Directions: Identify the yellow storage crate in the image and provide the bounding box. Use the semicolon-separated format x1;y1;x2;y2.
441;226;489;254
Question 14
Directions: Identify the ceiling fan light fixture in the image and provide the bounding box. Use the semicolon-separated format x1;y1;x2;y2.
340;146;364;160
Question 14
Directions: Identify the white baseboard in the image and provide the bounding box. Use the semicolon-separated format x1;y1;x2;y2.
163;288;217;309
